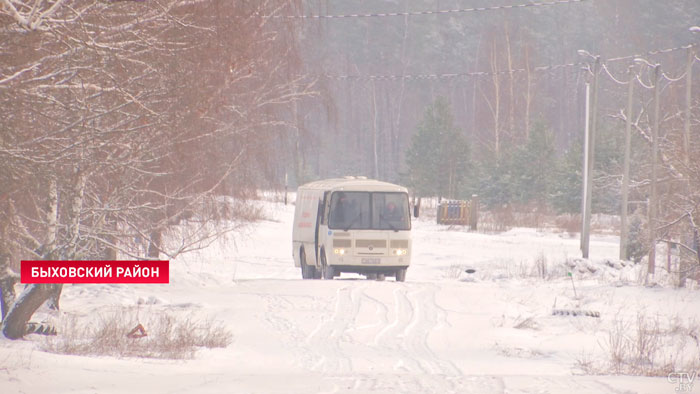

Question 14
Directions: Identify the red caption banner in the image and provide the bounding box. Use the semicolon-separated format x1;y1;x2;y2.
21;260;169;284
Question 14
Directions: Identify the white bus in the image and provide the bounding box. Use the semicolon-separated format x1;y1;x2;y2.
292;177;412;281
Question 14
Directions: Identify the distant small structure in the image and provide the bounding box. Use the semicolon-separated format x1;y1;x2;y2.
436;195;479;230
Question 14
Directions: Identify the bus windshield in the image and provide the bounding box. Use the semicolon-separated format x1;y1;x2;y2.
328;191;409;231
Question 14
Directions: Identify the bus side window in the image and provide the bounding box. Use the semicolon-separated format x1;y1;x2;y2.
317;198;324;226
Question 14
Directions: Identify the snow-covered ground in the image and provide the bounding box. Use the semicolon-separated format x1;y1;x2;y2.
2;200;699;394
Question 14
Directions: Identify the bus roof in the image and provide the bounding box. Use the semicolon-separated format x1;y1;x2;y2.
298;177;408;193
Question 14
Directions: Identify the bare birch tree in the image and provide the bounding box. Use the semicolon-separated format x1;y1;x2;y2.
0;0;315;339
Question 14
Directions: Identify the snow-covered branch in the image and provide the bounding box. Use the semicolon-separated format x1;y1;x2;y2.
1;0;66;31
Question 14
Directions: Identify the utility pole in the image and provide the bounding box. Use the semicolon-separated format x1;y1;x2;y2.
649;63;661;277
620;66;635;261
683;46;694;167
580;53;600;259
682;28;700;286
581;82;590;252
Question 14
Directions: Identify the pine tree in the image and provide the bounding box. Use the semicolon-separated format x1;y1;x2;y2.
552;138;583;214
405;97;470;199
511;122;557;206
473;148;515;208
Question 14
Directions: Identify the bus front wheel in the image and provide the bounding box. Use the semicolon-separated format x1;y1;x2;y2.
395;268;407;282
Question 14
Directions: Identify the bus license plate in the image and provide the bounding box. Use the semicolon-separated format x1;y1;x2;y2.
361;258;380;265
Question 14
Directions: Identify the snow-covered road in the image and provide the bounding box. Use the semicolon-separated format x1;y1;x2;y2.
1;201;697;394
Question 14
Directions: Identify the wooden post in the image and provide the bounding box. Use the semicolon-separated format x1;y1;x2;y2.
470;195;479;231
461;201;468;225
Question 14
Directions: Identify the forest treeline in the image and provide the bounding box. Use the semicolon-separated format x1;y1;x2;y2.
290;0;699;214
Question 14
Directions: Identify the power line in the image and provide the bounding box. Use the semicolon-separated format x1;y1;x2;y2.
318;44;699;83
257;0;588;19
600;46;699;85
601;63;630;85
635;74;654;90
661;70;689;83
320;61;585;81
607;44;695;63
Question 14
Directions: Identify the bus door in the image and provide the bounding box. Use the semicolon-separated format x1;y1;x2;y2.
314;192;329;264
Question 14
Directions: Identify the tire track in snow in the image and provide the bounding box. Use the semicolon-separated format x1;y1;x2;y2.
364;283;463;391
406;283;462;377
259;288;330;370
371;287;426;374
357;288;444;392
266;281;470;391
306;284;365;374
261;293;310;351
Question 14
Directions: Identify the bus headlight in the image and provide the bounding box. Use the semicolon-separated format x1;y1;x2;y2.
393;249;407;256
333;248;346;255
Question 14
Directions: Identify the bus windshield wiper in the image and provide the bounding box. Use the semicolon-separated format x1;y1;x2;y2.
380;214;399;232
344;214;361;232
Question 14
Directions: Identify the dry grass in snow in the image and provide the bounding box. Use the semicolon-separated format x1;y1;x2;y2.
576;311;700;376
41;309;231;359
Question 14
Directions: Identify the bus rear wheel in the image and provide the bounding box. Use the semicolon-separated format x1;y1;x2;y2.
321;251;335;280
300;249;316;279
